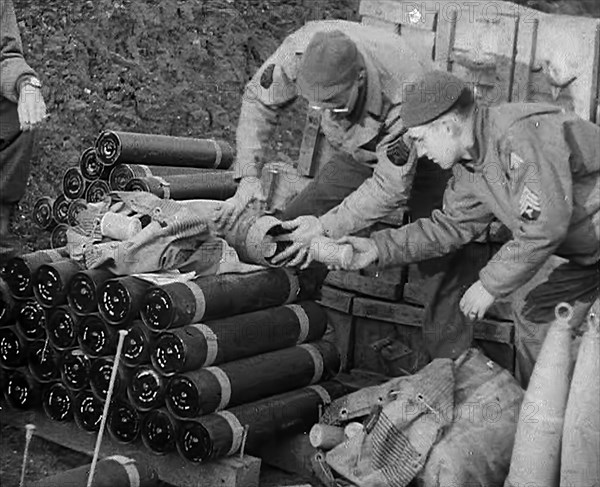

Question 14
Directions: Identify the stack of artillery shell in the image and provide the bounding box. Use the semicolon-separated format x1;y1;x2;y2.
0;252;339;464
177;381;347;462
152;301;328;375
32;130;236;246
141;268;303;331
125;171;236;200
95;130;234;170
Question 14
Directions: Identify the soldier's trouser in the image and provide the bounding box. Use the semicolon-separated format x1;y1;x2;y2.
279;149;372;220
0;98;34;206
420;243;496;360
514;259;599;389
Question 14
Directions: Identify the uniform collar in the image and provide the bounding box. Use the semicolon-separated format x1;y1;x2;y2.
359;47;383;119
464;105;487;170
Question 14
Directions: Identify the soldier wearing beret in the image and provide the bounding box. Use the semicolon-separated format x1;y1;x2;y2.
338;70;600;386
0;0;47;258
214;20;438;265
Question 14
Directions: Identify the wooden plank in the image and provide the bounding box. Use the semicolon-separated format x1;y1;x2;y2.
353;316;424;375
353;297;424;326
323;308;355;371
255;433;317;478
361;15;399;33
1;408;261;487
359;0;437;31
433;6;457;70
324;270;402;301
592;23;600;124
353;316;398;375
511;16;538;103
297;109;323;178
317;285;353;314
399;24;435;61
402;280;426;305
360;263;406;287
353;297;514;344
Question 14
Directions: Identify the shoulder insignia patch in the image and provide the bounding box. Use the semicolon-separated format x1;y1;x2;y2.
386;134;410;167
519;185;541;221
260;64;276;89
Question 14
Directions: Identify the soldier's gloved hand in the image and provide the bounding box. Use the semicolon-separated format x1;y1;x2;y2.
460;280;496;321
270;215;325;267
333;236;379;271
213;176;264;231
18;83;47;132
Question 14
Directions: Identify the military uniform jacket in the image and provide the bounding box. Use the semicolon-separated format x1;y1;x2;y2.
372;104;600;298
234;20;432;238
0;0;36;104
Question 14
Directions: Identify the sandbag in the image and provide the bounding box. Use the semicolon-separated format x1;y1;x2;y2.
323;349;524;487
419;350;523;486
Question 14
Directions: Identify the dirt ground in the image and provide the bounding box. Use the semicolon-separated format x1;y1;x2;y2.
2;0;598;486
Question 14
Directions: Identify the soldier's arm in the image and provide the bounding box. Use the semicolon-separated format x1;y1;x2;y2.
317;106;417;239
233;38;300;180
0;0;37;103
370;166;494;267
478;125;573;298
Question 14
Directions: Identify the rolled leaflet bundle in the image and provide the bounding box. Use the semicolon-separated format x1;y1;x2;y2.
60;349;92;391
32;196;57;230
0;278;16;327
74;388;104;432
125;172;237;200
52;193;71;225
89;356;132;400
108;400;145;445
309;236;354;268
141;268;302;332
2;247;69;299
28;339;60;383
47;306;80;350
108;163;152;191
50;223;69;249
177;381;347;462
29;456;159;487
0;326;28;368
152;301;328;376
95;130;234;169
15;299;47;341
225;214;295;267
67;198;89;227
78;315;119;358
3;367;41;410
68;268;115;315
99;276;154;326
34;259;85;308
122;321;158;368
141;408;179;455
43;381;75;421
309;424;345;450
79;146;110;181
128;364;168;411
63;167;88;200
86;179;111;203
166;340;340;418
